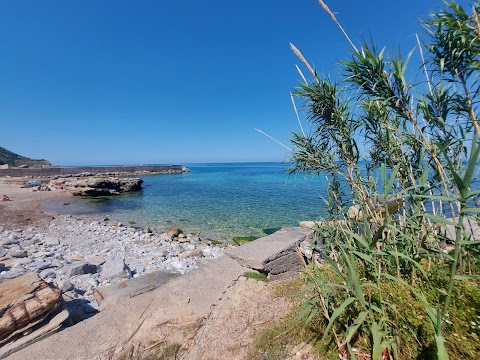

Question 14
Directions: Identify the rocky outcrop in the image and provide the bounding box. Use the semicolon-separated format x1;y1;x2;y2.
50;177;143;196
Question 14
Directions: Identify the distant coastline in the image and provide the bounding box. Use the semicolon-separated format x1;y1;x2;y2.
0;164;185;178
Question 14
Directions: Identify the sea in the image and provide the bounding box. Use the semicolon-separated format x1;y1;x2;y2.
43;162;329;240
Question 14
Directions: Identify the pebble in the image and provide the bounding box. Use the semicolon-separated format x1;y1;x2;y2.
45;237;60;246
0;215;228;310
10;249;28;258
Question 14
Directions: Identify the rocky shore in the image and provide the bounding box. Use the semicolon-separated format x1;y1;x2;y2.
0;181;316;359
0;183;227;324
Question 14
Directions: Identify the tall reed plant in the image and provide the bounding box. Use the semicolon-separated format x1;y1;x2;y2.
289;1;480;358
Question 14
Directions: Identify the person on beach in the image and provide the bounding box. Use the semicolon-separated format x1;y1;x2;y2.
2;195;12;201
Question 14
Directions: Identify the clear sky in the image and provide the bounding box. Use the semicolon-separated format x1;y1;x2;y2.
0;0;471;165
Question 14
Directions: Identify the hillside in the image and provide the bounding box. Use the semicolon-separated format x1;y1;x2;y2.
0;146;51;167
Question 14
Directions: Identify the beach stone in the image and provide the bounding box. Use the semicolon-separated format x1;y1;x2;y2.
10;249;28;258
166;258;189;273
40;268;56;279
298;221;317;229
202;247;224;258
181;243;196;252
64;262;98;278
57;279;74;292
180;250;203;259
13;258;33;266
88;278;99;287
0;248;6;258
45;237;60;246
167;226;182;238
3;235;19;246
85;256;106;266
20;239;35;247
30;261;53;271
101;258;132;279
159;233;171;241
35;251;53;258
70;255;86;262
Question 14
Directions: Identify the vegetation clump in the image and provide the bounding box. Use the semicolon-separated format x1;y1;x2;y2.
270;1;480;359
233;236;259;245
243;271;270;282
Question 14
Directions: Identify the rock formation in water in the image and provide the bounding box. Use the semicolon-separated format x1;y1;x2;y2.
50;177;143;196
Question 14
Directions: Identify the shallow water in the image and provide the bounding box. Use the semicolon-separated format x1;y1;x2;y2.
44;163;328;239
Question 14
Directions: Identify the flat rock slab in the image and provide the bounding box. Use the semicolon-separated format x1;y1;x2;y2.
94;269;181;307
7;256;248;360
226;227;313;275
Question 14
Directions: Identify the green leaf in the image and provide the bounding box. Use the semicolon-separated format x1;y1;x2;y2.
436;288;449;297
435;335;450;360
459;239;480;245
454;274;480;280
322;297;357;341
371;322;388;360
463;139;480;189
373;224;386;244
422;214;454;225
370;304;383;314
465;189;480;199
417;294;438;329
296;303;315;323
464;207;480;213
419;161;430;188
413;195;456;202
345;311;368;343
386;251;428;279
341;247;367;306
386;164;401;195
352;250;375;265
343;229;370;249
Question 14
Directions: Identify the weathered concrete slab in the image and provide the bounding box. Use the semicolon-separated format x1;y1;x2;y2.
226;227;313;277
94;269;180;307
6;256;248;360
264;251;303;275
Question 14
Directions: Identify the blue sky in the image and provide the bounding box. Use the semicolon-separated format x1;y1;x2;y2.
0;0;471;165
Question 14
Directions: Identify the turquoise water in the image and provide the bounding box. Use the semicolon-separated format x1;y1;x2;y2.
44;162;328;239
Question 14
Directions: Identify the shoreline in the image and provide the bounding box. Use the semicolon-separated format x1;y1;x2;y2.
0;181;228;323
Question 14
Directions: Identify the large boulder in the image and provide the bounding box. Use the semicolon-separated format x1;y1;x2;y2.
0;273;63;346
50;177;143;196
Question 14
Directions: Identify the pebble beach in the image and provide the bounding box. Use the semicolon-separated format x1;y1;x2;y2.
0;182;227;323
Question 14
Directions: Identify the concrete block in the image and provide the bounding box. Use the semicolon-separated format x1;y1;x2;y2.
226;227;312;275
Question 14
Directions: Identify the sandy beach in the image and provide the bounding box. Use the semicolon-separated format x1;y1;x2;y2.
0;181;71;229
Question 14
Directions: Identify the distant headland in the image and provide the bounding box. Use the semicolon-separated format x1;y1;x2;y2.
0;146;50;167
